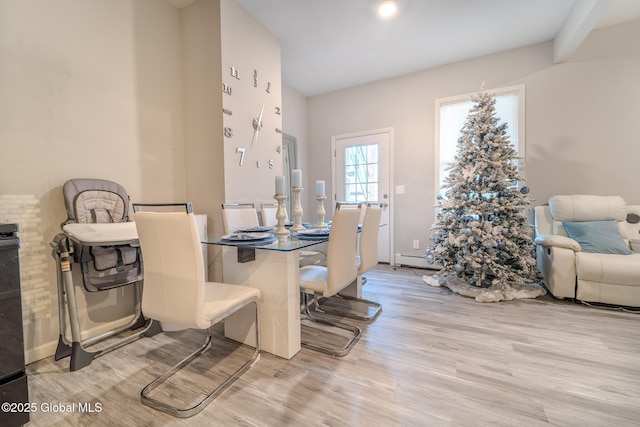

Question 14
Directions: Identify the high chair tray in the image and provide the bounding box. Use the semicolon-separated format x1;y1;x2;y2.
62;222;138;245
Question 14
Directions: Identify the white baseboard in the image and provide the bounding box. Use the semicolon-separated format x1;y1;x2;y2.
25;342;59;365
394;253;440;269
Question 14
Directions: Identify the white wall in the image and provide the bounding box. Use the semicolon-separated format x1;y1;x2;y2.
0;0;186;201
0;0;185;362
220;0;282;207
307;20;640;260
181;0;225;244
281;84;310;210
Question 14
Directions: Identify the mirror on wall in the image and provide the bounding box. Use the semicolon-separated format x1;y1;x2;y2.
282;133;298;218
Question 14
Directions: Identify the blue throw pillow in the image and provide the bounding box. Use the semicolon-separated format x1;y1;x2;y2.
562;220;633;255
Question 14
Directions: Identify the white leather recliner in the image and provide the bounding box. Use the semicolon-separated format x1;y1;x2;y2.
534;195;640;307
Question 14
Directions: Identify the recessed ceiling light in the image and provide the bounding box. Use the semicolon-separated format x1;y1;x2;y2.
378;0;397;18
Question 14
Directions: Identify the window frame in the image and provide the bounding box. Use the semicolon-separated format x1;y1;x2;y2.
434;84;526;197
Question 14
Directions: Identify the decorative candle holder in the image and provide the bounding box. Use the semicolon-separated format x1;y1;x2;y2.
313;195;328;229
290;187;305;232
273;194;290;241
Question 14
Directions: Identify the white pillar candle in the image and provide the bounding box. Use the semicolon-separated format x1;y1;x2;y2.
291;169;302;187
275;175;286;195
316;180;325;197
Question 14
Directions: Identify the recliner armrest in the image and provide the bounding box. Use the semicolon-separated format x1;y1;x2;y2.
629;238;640;253
534;235;581;252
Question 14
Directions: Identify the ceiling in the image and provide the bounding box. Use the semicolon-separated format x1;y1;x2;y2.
170;0;640;97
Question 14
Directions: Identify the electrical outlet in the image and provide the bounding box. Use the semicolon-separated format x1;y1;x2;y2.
413;240;420;249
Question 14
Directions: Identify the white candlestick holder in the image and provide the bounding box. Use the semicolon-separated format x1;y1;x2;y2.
273;194;290;241
290;187;305;232
313;195;328;229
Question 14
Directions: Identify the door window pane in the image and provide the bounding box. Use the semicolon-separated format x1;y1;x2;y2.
367;183;378;201
344;143;379;202
368;164;378;182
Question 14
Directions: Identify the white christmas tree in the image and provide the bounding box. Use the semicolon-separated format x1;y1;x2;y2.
426;90;539;291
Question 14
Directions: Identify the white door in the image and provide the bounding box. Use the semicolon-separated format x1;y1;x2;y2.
332;128;393;264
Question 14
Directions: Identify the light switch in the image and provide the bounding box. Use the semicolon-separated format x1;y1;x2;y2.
395;185;405;195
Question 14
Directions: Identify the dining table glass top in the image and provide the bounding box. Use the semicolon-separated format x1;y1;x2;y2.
203;231;329;252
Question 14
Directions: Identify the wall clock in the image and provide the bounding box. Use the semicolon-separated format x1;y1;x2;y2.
222;66;281;169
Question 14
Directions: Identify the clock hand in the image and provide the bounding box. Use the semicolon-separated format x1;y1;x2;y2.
251;101;266;147
257;101;265;127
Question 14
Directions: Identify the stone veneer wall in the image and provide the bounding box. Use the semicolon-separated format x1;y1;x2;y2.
0;195;53;358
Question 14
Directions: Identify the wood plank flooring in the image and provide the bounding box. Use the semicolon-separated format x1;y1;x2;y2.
25;265;640;426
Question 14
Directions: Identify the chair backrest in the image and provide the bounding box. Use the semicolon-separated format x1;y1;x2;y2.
546;195;629;238
336;201;366;225
62;178;130;225
260;203;288;227
134;211;208;329
358;203;383;275
221;203;259;234
325;203;363;296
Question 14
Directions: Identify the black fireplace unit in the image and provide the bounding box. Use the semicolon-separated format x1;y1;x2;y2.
0;223;30;426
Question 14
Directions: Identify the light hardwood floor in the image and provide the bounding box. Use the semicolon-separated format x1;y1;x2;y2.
26;265;640;426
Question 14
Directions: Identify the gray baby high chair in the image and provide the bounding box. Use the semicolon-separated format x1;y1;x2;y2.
51;178;161;371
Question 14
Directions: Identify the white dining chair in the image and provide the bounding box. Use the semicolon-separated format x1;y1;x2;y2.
299;203;362;356
316;202;383;322
133;203;261;418
221;203;260;234
259;203;287;227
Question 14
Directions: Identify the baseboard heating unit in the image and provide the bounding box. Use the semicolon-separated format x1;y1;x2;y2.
394;253;440;270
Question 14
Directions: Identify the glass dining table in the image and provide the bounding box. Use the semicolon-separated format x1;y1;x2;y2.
202;231;329;359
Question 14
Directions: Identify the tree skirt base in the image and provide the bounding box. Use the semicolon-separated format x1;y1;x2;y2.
423;274;546;302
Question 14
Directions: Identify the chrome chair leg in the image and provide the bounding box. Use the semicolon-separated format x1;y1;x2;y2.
301;292;361;357
321;292;382;323
316;274;382;323
141;300;261;418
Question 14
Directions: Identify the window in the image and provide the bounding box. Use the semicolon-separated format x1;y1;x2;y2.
435;85;525;196
344;143;379;202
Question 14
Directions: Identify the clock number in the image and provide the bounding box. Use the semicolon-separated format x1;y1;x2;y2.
253;69;258;88
236;147;245;166
224;127;233;138
223;108;233;116
230;66;239;80
256;160;261;168
275;106;281;115
269;160;275;169
266;82;271;94
222;83;232;95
